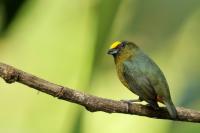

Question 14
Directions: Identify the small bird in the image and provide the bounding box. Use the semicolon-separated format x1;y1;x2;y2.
107;41;177;118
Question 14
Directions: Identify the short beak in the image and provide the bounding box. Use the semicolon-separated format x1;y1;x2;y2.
107;48;119;55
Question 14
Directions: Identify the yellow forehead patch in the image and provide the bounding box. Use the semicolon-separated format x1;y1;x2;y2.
110;41;121;49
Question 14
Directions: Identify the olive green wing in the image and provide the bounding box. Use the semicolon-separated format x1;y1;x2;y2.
123;61;159;109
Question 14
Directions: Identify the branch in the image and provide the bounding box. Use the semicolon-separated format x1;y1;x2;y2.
0;63;199;123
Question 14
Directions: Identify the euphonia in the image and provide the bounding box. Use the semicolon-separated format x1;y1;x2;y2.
107;41;177;118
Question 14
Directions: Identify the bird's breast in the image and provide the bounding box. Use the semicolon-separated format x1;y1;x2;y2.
116;63;129;88
114;51;135;89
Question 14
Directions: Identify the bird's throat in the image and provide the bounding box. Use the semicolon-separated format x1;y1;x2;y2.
114;51;135;65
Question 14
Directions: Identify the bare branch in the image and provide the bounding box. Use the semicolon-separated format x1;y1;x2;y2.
0;62;199;123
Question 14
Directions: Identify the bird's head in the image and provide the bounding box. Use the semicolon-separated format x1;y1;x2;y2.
107;41;139;58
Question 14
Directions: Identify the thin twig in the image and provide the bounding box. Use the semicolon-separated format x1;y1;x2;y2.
0;62;199;123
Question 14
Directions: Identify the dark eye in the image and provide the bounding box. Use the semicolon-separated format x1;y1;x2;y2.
120;42;126;48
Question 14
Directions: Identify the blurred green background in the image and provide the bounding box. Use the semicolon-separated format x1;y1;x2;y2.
0;0;200;133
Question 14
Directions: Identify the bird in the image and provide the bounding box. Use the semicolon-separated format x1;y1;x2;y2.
107;41;177;118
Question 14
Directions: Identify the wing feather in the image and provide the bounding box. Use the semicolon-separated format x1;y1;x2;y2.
123;59;159;108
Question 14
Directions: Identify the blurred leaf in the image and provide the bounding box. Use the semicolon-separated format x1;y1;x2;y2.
90;0;122;78
72;1;122;133
167;8;200;133
71;111;84;133
178;77;200;108
120;0;200;49
0;0;26;34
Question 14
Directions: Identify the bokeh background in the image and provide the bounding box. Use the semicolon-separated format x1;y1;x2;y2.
0;0;200;133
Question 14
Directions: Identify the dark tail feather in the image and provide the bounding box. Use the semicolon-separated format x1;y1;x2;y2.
164;100;177;119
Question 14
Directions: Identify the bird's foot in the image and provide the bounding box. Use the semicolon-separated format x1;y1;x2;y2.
146;103;160;110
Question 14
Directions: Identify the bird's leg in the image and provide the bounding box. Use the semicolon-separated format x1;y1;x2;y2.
120;97;142;104
146;102;160;110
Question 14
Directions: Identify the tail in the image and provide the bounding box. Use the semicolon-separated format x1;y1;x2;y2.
164;100;177;119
